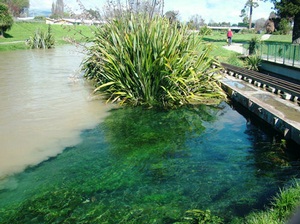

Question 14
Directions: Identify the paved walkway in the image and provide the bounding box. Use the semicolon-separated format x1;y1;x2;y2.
0;41;25;45
222;34;272;55
223;43;247;54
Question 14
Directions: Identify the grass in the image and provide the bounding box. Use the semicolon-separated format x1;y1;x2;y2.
204;31;294;67
0;21;94;51
203;31;292;44
240;180;300;224
208;42;244;66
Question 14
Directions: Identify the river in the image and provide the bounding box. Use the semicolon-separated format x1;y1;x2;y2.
0;45;112;181
0;45;299;223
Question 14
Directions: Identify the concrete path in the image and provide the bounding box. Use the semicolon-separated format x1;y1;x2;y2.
0;40;25;45
221;75;300;144
222;34;272;55
261;34;271;41
223;43;247;55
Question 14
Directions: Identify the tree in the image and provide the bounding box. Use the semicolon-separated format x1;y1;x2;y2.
240;0;259;29
0;0;29;17
255;18;266;31
102;0;164;20
265;19;275;33
0;3;13;37
273;0;300;43
86;9;101;20
188;14;205;30
51;0;64;18
164;10;178;23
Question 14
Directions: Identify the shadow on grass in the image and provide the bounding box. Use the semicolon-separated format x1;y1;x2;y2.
3;33;13;38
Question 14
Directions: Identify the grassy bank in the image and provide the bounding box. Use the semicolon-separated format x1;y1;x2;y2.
239;180;300;224
203;31;292;44
0;21;94;51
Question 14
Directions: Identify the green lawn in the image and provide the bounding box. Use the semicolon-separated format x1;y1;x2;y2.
203;31;292;44
203;31;293;66
0;21;95;51
1;22;293;53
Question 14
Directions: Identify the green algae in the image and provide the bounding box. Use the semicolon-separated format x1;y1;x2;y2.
0;103;299;223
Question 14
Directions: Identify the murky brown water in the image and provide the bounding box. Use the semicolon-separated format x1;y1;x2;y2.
0;45;112;180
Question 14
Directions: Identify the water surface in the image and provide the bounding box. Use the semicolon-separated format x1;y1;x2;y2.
1;103;299;223
0;45;112;180
0;46;299;223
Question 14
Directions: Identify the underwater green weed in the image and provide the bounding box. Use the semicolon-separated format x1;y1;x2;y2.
182;209;223;224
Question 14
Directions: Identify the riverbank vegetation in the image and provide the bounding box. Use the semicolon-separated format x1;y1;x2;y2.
83;14;226;108
26;25;55;49
0;3;13;37
241;180;300;224
0;20;93;51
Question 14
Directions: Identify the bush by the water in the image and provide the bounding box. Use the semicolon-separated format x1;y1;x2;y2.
26;25;55;49
83;13;226;108
242;180;300;224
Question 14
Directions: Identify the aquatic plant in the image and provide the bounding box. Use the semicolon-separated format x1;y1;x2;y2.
0;105;222;223
182;209;223;223
0;104;298;223
82;13;226;108
26;25;55;49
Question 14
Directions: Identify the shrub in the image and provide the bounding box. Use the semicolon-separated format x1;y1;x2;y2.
26;25;55;49
83;13;226;108
248;36;260;55
278;18;292;35
244;54;261;71
34;16;46;21
199;26;212;35
240;29;257;34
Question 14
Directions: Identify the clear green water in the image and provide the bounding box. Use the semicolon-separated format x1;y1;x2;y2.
0;103;299;223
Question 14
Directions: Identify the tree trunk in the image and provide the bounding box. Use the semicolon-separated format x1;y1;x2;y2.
292;12;300;44
249;4;253;29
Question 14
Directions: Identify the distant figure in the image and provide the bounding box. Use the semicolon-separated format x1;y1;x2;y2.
227;29;233;46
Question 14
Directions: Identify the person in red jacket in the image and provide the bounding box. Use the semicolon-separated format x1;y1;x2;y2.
227;29;233;46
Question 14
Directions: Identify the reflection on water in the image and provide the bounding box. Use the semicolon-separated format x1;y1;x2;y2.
0;45;112;180
0;103;299;223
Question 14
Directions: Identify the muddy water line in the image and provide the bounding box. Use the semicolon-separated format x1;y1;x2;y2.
0;45;112;181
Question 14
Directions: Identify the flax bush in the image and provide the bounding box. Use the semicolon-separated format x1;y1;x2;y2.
26;25;55;49
83;13;226;108
244;54;261;71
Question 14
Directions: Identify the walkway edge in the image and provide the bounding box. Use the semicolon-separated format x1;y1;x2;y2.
221;78;300;145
